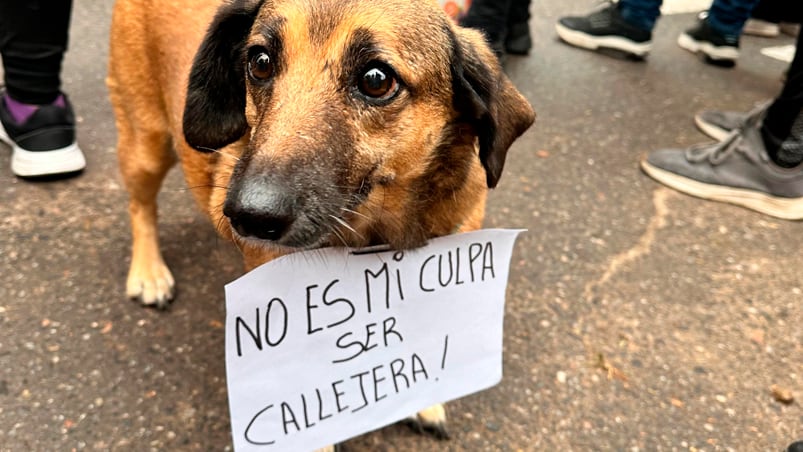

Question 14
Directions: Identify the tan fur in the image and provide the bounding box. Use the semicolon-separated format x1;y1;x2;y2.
108;0;534;442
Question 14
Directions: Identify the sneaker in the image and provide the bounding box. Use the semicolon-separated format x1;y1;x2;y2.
694;100;770;141
641;117;803;220
678;18;739;64
0;92;86;178
743;18;781;37
779;23;800;37
555;2;652;58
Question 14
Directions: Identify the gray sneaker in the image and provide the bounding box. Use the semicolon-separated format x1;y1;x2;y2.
641;118;803;220
694;101;770;141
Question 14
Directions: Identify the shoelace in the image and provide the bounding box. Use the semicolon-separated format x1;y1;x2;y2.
687;110;766;165
589;0;617;15
587;0;619;27
738;99;772;128
686;130;742;165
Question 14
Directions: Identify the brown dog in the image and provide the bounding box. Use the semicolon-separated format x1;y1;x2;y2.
108;0;534;442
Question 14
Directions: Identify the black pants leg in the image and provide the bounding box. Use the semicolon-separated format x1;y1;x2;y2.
749;0;798;23
460;0;514;46
507;0;532;27
0;0;73;104
763;31;803;167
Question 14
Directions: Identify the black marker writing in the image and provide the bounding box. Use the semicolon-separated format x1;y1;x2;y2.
235;298;289;357
419;241;496;293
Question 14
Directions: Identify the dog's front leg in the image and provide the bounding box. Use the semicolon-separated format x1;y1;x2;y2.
126;198;175;308
117;128;177;308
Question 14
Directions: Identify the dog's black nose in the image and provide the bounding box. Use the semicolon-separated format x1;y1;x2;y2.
223;181;295;242
227;208;293;241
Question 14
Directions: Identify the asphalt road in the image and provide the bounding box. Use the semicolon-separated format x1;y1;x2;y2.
0;0;800;450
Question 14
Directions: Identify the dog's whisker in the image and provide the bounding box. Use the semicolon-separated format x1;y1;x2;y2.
325;224;349;248
182;184;230;192
341;207;371;221
199;147;242;163
329;214;364;240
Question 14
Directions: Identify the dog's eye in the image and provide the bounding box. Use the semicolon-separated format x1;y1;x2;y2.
248;50;274;81
357;63;399;102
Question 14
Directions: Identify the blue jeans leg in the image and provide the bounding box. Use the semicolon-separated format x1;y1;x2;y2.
707;0;762;38
618;0;663;32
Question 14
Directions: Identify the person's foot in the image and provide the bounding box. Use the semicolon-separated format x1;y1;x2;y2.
505;21;532;55
0;92;86;178
678;18;739;65
743;18;781;37
694;100;770;141
780;23;800;37
555;2;652;59
641;115;803;220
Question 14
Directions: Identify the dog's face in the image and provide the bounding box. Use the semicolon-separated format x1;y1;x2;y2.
183;0;534;252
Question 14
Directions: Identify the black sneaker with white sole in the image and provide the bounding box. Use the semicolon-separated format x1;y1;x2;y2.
555;2;652;58
0;92;86;178
678;18;739;64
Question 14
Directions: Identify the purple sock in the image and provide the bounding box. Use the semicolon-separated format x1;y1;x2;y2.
3;94;65;124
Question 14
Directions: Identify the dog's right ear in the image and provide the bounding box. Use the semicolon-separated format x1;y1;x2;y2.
448;27;535;189
183;0;264;151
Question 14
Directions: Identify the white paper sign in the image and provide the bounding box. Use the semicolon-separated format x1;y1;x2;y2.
225;229;523;451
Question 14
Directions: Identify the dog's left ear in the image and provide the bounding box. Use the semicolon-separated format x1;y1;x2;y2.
183;0;265;151
450;27;535;188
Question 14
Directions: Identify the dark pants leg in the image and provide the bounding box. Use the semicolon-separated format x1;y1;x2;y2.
507;0;531;27
707;0;761;38
505;0;532;54
0;0;73;104
460;0;513;46
618;0;663;32
764;31;803;167
749;0;790;23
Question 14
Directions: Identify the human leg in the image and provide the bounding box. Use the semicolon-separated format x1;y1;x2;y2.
762;31;803;167
0;0;85;177
706;0;761;38
642;32;803;219
617;0;663;32
504;0;532;55
0;0;72;104
677;0;760;64
459;0;513;56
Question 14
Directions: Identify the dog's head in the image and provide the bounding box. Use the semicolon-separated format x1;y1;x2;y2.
183;0;534;251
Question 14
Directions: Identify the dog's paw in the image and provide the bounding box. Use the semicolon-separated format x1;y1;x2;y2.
405;403;450;440
126;261;175;309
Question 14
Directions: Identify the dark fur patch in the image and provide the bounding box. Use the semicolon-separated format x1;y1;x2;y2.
339;27;380;84
183;0;265;151
446;26;534;188
445;26;500;188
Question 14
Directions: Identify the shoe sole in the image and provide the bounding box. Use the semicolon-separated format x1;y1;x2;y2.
555;22;651;58
677;33;739;61
641;157;803;220
693;114;731;141
0;121;86;177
